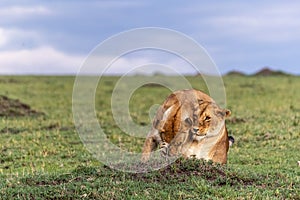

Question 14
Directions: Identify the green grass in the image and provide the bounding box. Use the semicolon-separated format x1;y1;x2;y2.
0;75;299;199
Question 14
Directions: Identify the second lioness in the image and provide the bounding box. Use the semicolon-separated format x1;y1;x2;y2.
141;89;231;164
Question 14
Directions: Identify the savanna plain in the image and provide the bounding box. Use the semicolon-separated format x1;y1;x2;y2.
0;75;299;199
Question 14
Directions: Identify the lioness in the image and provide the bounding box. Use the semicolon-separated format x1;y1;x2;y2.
141;89;231;164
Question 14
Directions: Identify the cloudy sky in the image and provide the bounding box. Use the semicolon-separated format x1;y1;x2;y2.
0;0;300;75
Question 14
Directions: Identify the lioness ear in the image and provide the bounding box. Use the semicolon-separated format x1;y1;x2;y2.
224;109;231;117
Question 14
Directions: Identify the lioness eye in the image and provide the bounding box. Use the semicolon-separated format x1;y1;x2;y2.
204;116;211;121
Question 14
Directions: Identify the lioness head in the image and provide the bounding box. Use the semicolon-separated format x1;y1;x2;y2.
193;102;231;140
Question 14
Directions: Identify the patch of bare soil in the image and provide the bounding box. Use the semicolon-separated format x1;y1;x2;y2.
42;123;74;132
0;95;44;117
0;127;27;134
141;83;164;88
227;117;246;124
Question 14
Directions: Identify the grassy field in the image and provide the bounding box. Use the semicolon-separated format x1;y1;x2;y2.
0;75;299;199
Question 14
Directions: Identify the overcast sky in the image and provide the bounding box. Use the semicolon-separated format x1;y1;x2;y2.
0;0;300;75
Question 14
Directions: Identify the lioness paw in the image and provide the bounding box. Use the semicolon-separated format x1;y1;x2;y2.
160;142;169;157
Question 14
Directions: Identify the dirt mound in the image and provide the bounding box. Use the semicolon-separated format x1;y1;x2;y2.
108;158;259;186
155;159;228;182
109;159;254;185
0;95;44;117
254;67;288;76
226;70;246;76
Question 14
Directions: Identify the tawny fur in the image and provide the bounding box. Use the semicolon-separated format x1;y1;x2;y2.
141;89;231;164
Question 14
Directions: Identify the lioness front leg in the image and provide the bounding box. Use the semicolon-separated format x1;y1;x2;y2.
167;132;187;157
141;128;162;162
166;118;196;157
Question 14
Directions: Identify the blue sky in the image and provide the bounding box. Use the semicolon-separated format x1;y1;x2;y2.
0;0;300;75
